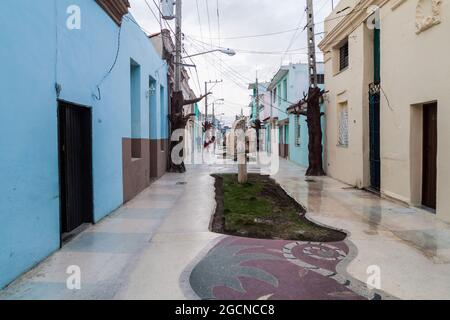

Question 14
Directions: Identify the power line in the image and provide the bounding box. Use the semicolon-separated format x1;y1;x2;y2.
281;6;307;63
93;21;123;100
189;26;312;41
146;0;205;97
194;0;205;41
215;0;223;102
195;0;211;81
216;0;221;48
316;0;330;15
144;0;161;29
185;40;246;89
187;38;301;109
187;36;312;55
186;38;250;80
204;0;213;48
150;0;176;36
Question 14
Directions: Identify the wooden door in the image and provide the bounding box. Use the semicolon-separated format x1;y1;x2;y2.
422;102;437;210
58;101;94;235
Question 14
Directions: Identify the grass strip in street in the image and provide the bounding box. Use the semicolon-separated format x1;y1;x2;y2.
211;174;346;242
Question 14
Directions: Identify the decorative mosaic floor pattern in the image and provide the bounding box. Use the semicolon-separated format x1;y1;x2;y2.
189;236;387;300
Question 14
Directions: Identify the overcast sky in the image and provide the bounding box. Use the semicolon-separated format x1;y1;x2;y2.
129;0;338;121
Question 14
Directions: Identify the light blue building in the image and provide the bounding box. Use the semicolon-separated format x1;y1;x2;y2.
0;0;168;288
266;63;324;167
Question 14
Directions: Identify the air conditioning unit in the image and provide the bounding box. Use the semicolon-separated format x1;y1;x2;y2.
160;0;175;20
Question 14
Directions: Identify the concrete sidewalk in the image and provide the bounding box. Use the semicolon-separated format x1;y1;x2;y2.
272;159;450;300
0;165;221;300
1;158;450;299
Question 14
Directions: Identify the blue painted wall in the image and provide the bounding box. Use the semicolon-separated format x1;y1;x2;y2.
276;74;290;122
288;105;325;167
0;0;167;288
266;64;325;167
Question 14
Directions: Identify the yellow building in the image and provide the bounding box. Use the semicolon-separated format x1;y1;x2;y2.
319;0;450;221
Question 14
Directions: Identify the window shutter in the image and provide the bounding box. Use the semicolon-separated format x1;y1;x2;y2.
295;115;301;146
339;41;349;71
338;106;349;146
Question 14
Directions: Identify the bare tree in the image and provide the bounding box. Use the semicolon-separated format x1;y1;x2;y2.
291;87;325;176
305;87;325;176
234;118;248;184
168;91;210;173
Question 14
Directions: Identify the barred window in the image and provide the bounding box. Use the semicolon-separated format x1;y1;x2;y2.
317;74;325;84
295;115;301;146
338;102;349;147
339;41;349;71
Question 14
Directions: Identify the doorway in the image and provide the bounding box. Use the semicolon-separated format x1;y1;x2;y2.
369;27;381;190
369;91;381;190
422;102;437;210
58;101;94;239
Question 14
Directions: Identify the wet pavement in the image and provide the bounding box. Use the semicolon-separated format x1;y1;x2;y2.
1;154;450;300
272;159;450;299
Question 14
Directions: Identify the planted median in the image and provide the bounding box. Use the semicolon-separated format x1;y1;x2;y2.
211;174;346;242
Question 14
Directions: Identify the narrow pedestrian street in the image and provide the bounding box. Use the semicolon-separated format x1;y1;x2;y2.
2;155;450;300
2;0;450;307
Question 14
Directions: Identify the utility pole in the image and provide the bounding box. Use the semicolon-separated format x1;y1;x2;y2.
204;80;223;123
168;0;209;172
255;73;260;153
205;82;208;123
303;0;325;176
255;74;259;121
212;102;215;128
306;0;318;88
174;0;182;92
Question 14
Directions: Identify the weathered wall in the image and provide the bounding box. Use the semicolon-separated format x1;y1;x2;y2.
321;23;373;188
380;0;450;221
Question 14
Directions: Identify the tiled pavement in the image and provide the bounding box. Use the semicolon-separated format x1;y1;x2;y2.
188;236;388;300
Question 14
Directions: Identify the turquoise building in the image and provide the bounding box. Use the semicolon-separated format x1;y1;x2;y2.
266;63;324;167
0;0;168;288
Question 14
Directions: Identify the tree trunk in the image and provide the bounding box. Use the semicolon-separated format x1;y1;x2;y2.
306;87;325;176
238;162;247;183
235;118;248;184
168;91;209;173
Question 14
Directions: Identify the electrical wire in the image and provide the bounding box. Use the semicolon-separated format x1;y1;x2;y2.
147;0;203;96
205;0;213;49
187;38;301;109
316;0;331;16
93;23;122;100
144;0;161;30
194;0;210;81
189;27;306;41
281;5;307;63
216;0;223;99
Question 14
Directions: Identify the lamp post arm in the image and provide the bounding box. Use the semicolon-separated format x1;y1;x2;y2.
183;50;222;59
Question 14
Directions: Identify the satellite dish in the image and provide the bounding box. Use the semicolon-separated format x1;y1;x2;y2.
160;0;175;20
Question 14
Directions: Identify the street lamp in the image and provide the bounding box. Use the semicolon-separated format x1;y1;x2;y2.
183;48;236;59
